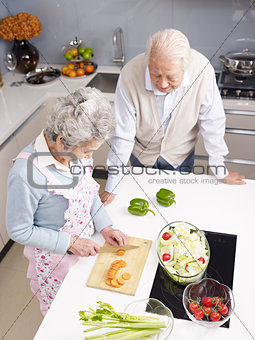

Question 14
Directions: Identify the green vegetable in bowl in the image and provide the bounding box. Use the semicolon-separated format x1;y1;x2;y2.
79;301;166;339
128;198;155;216
157;222;210;284
156;188;176;207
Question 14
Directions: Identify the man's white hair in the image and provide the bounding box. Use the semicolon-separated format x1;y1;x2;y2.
145;29;191;69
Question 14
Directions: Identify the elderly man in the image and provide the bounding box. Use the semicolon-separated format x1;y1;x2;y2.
100;29;245;205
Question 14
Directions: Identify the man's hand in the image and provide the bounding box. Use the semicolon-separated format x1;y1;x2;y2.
100;191;116;206
67;237;100;257
221;171;246;185
101;226;128;247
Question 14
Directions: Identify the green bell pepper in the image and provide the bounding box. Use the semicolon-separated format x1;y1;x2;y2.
156;188;176;207
128;198;155;216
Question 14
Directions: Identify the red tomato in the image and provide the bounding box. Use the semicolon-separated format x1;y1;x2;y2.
198;257;205;264
202;306;212;315
201;297;212;307
217;304;228;315
189;302;199;312
162;232;171;240
194;309;204;320
210;311;221;322
212;297;222;307
162;253;171;261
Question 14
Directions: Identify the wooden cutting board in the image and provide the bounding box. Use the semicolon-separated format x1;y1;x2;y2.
86;236;152;295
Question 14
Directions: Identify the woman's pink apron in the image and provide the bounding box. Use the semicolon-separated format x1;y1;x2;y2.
13;152;99;315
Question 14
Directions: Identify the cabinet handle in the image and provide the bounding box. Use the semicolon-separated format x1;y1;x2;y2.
225;109;255;116
195;154;255;166
225;128;255;136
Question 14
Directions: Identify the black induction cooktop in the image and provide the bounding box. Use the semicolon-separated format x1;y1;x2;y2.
149;231;237;328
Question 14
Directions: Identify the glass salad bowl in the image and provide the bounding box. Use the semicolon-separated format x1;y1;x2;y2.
124;298;174;339
157;221;210;285
182;278;235;327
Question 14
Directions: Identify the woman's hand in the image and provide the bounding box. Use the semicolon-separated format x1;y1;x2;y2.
101;226;128;247
100;191;116;206
67;236;100;257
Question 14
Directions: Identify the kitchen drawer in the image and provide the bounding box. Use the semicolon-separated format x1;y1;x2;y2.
196;129;255;161
225;160;255;180
224;133;255;160
194;157;255;180
226;111;255;130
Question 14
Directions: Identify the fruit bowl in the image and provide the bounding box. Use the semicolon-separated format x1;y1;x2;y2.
157;221;210;285
61;61;97;78
182;278;235;327
124;298;174;339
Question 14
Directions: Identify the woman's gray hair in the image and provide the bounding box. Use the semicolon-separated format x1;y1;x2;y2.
45;87;115;149
145;29;191;69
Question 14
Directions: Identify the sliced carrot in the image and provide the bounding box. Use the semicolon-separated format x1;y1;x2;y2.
111;264;121;270
122;272;131;280
108;271;116;279
118;260;127;268
117;249;126;256
117;277;125;285
106;278;112;286
112;260;121;265
111;278;119;287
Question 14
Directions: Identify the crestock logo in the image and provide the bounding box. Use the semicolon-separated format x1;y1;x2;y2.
27;152;227;189
27;152;84;189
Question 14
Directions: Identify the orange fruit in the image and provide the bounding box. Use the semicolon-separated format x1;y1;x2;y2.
66;49;72;54
71;48;78;57
65;68;72;76
69;70;77;77
61;66;69;75
77;68;85;76
67;63;75;70
79;62;85;69
85;64;94;73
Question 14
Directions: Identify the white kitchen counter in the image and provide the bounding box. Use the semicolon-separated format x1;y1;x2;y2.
34;170;255;340
1;65;255;148
0;64;120;146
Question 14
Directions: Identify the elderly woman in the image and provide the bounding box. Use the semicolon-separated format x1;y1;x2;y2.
101;28;245;205
6;87;128;315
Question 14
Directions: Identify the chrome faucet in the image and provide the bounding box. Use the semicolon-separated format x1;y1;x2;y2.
113;27;125;68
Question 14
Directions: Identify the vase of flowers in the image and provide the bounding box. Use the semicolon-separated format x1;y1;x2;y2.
0;12;41;73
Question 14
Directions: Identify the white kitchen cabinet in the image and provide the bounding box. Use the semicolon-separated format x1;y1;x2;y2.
0;98;55;253
195;111;255;179
14;98;55;150
0;135;19;250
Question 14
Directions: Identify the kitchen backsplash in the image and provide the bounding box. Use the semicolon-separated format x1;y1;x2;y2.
0;0;254;75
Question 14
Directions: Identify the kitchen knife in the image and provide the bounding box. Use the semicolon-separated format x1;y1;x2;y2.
99;244;139;254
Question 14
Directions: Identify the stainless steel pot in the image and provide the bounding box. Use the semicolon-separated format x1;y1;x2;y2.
219;49;255;77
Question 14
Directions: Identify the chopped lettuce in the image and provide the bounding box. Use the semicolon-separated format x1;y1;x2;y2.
158;222;209;284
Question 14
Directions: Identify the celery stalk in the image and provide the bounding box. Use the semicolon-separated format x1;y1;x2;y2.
79;301;167;340
82;321;166;329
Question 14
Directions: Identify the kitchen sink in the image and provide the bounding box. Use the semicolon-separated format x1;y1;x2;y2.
86;72;119;93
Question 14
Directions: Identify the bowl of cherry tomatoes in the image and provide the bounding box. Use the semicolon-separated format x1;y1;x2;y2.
182;278;235;327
